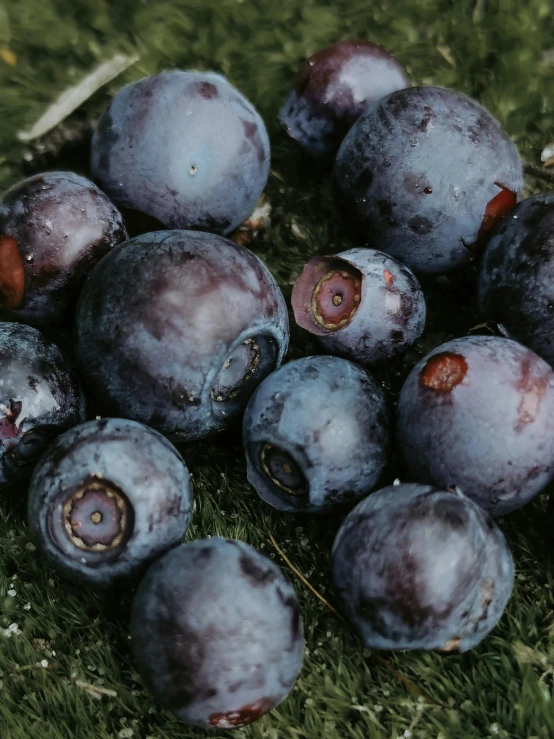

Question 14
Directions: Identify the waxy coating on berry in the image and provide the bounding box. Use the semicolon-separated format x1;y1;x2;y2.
0;172;127;326
130;538;304;729
332;483;514;652
292;248;426;365
397;335;554;515
75;230;289;441
333;86;523;274
28;418;193;586
91;70;270;236
243;355;391;512
279;40;409;164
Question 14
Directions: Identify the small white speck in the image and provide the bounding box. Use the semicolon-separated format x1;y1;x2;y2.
95;415;101;420
23;603;31;611
80;558;87;563
40;659;48;668
404;732;412;739
490;725;499;735
393;478;401;486
118;729;134;738
7;590;16;597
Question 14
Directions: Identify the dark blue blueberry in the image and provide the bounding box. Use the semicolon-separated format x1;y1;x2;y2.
333;86;523;274
397;335;554;515
131;537;304;729
332;483;514;652
243;355;391;512
479;193;554;365
27;418;193;586
291;247;425;365
0;322;85;489
279;40;408;165
90;70;270;236
75;230;289;441
0;172;127;327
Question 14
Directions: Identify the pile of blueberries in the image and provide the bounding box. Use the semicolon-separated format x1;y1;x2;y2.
1;38;554;731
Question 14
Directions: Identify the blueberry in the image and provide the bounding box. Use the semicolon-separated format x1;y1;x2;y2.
333;86;523;274
131;538;304;729
479;193;554;365
0;322;85;489
0;172;127;327
27;418;193;586
75;230;289;441
397;335;554;515
291;248;425;365
90;70;270;236
243;355;391;512
332;483;514;652
279;40;409;165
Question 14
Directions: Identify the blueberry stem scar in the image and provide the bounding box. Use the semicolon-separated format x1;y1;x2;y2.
211;338;261;402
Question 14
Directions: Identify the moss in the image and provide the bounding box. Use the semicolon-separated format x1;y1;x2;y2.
1;0;554;737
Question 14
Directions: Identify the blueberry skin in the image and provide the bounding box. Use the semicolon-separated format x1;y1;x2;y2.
90;70;270;236
397;335;554;516
479;194;554;365
27;418;192;586
131;538;304;729
75;230;289;441
291;247;425;365
279;40;408;165
0;172;127;327
243;355;391;512
333;86;523;274
332;483;514;652
0;322;86;489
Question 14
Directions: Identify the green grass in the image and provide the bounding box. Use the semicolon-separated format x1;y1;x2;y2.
1;0;554;737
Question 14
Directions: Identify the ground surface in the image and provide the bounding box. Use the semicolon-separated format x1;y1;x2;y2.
1;1;554;738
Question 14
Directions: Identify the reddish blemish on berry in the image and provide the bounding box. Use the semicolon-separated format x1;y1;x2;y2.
480;183;517;237
0;235;25;310
383;269;395;288
466;184;517;252
0;399;23;439
420;352;468;393
208;697;276;728
515;357;550;431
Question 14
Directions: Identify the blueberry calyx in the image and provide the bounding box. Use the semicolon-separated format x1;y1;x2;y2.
259;443;308;497
52;478;134;559
311;269;361;330
211;338;262;403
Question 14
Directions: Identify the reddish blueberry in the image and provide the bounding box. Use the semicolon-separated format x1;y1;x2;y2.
0;172;127;327
279;40;408;164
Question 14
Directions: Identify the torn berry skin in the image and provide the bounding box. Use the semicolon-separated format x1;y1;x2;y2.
291;248;426;365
